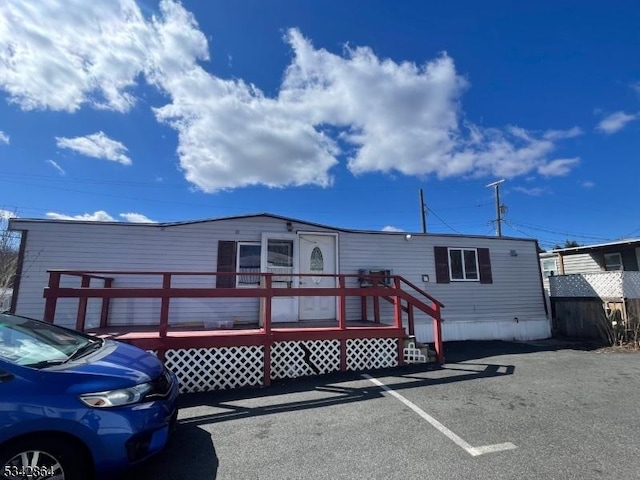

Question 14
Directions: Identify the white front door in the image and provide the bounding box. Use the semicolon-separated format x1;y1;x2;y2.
261;233;298;323
298;233;337;321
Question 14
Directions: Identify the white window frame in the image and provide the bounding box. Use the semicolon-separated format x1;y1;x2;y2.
448;247;479;282
236;242;261;288
604;252;622;272
541;258;558;278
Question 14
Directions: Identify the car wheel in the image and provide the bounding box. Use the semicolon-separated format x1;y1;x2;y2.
0;437;90;480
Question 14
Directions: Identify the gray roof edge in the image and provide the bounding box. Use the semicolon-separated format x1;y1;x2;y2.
8;212;538;243
552;238;640;254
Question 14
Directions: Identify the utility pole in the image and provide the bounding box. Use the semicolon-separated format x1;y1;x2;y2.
486;179;505;236
419;188;427;233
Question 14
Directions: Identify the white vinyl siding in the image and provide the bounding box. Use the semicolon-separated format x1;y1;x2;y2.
338;232;547;329
10;216;548;341
562;253;602;274
11;217;331;327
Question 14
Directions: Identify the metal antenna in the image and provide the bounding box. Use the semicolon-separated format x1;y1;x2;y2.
486;179;505;236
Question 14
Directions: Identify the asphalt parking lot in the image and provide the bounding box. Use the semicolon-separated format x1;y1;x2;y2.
126;340;640;480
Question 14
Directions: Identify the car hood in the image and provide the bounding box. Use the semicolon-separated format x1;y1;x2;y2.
19;340;169;394
67;340;164;383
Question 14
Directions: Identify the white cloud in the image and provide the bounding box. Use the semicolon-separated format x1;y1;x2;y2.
278;31;582;181
55;132;131;165
537;158;579;176
0;2;582;190
119;213;156;223
581;180;595;188
45;159;66;176
543;127;582;140
45;210;155;222
512;186;550;196
382;225;403;232
0;131;9;145
596;111;639;134
0;0;154;112
46;210;115;221
632;82;640;96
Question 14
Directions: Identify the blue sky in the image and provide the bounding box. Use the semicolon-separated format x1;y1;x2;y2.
1;0;638;250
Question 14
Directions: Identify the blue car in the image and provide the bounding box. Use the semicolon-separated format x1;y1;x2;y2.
0;312;179;480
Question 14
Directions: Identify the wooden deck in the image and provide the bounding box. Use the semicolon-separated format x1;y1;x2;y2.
42;270;444;388
87;319;404;351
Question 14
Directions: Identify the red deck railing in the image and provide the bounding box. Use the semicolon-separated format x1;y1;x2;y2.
42;270;445;382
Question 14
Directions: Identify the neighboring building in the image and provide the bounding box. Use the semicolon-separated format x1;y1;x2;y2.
539;239;640;338
9;213;550;343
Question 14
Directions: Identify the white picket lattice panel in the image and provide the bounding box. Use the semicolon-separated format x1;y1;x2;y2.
403;342;427;364
550;273;623;298
164;346;263;393
623;272;640;299
346;338;398;371
271;340;340;379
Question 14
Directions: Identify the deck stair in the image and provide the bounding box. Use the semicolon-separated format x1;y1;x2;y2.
403;335;437;363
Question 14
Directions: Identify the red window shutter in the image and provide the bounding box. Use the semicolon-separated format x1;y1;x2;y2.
216;241;237;288
478;248;493;284
434;246;450;284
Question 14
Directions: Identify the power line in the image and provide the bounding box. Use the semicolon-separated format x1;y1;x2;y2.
507;220;614;241
425;207;462;234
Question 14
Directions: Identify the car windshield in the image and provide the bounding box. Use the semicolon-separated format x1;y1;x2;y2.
0;313;98;367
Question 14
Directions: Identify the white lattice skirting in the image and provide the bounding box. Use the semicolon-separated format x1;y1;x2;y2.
164;346;264;393
271;340;340;380
159;337;400;393
346;338;398;371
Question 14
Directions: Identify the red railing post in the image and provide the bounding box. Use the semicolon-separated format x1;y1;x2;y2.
394;277;406;367
373;295;380;323
263;273;273;386
159;273;171;337
263;274;272;335
43;272;61;323
361;296;368;321
75;275;91;332
393;277;403;329
99;278;113;328
407;303;415;337
264;343;272;386
339;274;348;371
338;275;346;330
433;303;444;363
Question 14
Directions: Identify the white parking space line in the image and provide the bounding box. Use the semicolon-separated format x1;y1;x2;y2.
362;374;517;457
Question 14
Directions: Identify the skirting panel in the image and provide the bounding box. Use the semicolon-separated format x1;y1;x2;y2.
158;337;402;393
271;340;340;380
164;346;264;393
346;337;398;370
414;318;551;344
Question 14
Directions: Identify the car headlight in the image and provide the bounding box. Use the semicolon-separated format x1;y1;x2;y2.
79;383;152;408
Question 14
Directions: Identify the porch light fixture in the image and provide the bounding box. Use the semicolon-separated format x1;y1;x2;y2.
286;221;293;232
405;234;412;241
